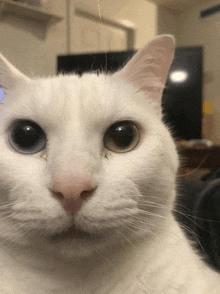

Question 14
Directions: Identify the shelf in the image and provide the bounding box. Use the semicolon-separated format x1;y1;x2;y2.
0;0;64;28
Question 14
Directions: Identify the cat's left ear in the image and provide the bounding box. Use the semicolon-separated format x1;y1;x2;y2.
117;35;175;113
0;53;30;90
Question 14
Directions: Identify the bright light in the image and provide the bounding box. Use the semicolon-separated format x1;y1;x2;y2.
169;70;188;83
121;20;135;28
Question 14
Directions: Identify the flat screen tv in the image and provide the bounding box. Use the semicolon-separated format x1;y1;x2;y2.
57;46;203;140
162;46;203;140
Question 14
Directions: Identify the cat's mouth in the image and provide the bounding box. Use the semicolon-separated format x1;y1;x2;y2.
50;225;99;241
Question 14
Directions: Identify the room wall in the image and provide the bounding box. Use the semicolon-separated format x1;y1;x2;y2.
157;1;220;143
157;6;180;37
0;0;67;77
73;0;157;49
0;0;157;78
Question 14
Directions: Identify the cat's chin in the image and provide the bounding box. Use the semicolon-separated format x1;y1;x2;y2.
42;225;148;260
27;225;115;259
10;218;150;259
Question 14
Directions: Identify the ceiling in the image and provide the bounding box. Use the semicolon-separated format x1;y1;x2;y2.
149;0;212;11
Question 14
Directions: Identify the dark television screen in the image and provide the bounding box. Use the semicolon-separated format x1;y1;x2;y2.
162;46;202;140
57;46;202;140
57;51;135;76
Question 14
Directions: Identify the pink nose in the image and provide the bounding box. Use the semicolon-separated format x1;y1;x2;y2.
52;173;95;214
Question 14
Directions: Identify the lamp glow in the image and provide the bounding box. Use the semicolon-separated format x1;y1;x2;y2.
169;70;188;83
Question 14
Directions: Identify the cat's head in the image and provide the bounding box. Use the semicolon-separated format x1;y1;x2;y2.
0;35;178;258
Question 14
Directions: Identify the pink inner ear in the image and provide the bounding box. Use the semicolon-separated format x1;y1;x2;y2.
119;35;175;113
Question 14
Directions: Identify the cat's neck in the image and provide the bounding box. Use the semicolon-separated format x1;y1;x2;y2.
1;213;219;294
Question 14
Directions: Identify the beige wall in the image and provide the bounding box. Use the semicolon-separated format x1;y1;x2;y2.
0;0;157;78
157;6;180;37
73;0;157;49
157;1;220;143
0;0;66;77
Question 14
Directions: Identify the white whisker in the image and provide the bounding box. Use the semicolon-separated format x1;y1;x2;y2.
0;222;28;246
138;199;166;206
116;229;137;248
173;208;213;232
0;213;13;220
122;218;158;237
133;216;165;228
0;203;14;209
174;202;192;211
138;209;166;218
179;222;209;260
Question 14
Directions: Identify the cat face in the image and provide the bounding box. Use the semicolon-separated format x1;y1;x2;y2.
0;35;178;258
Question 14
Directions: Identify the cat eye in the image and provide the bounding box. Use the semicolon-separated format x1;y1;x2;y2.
104;121;140;153
9;120;46;154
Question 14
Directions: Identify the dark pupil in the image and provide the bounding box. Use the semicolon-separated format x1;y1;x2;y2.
110;123;134;148
13;122;42;149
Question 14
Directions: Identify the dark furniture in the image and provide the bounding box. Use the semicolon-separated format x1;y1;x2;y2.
178;145;220;169
176;168;220;271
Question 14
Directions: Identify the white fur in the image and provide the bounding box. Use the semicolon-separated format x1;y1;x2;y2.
0;35;220;293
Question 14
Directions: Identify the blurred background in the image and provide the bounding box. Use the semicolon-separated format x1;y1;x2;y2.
0;0;219;145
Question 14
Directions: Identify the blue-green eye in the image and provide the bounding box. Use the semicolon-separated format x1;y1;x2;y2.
9;120;46;154
104;121;140;153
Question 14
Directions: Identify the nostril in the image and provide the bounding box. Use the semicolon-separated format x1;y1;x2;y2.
80;189;94;200
51;187;96;201
52;173;96;200
51;187;96;214
53;191;65;201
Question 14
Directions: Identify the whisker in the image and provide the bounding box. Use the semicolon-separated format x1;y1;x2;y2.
0;203;14;209
173;209;216;225
138;199;166;206
138;209;166;218
116;229;136;248
122;219;145;231
173;208;216;232
138;202;167;209
98;253;117;269
0;211;11;215
122;218;160;238
176;157;209;177
124;225;148;238
0;222;28;246
133;216;165;228
0;213;14;220
179;222;209;259
140;195;167;202
174;202;192;211
174;208;220;223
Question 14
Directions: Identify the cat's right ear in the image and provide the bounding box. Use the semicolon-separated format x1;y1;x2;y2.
116;35;175;114
0;53;30;90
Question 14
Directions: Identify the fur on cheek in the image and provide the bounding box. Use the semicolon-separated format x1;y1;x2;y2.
75;179;141;232
9;185;73;233
0;156;73;236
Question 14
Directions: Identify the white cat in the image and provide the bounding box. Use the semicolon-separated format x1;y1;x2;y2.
0;35;219;294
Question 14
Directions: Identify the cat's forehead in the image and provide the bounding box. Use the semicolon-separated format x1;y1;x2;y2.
12;73;149;131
